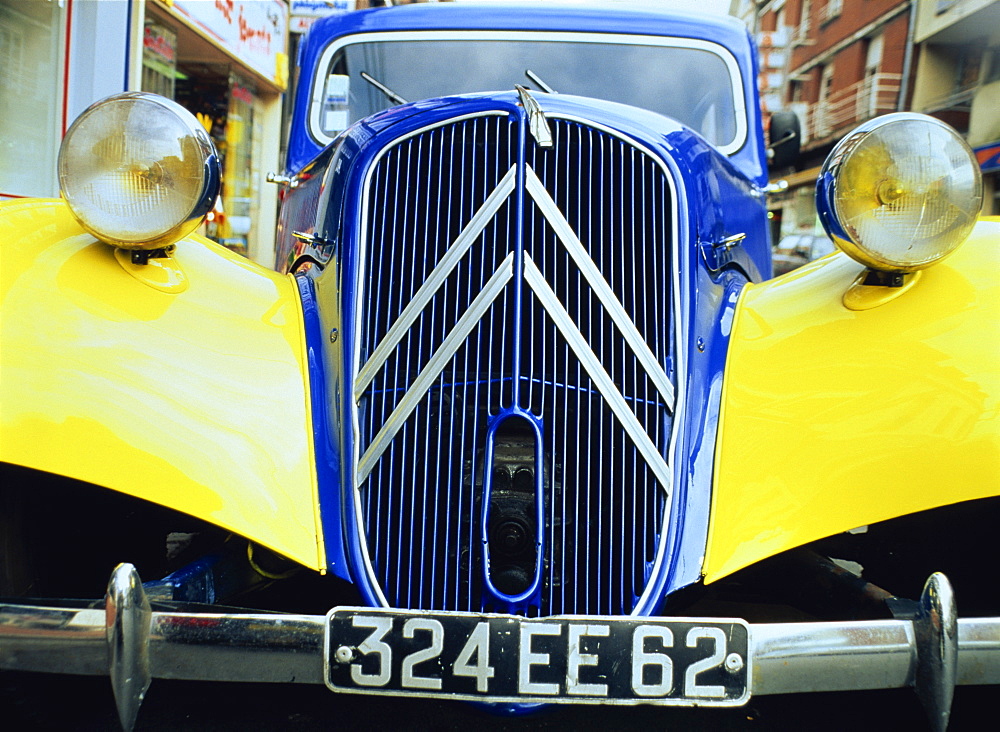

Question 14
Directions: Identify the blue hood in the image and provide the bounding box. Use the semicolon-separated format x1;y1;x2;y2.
301;89;768;614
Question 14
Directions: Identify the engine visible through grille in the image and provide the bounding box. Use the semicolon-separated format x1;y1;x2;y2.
353;111;675;617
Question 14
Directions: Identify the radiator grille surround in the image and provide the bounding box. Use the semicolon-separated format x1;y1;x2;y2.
352;110;677;617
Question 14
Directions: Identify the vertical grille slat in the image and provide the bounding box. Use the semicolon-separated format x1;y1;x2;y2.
355;113;673;617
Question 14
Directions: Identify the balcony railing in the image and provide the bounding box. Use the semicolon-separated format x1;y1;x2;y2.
920;83;978;114
803;73;902;145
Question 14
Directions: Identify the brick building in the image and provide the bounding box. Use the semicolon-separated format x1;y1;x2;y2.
749;0;915;241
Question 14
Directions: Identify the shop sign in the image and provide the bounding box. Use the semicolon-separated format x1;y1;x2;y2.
291;0;354;16
170;0;289;88
144;23;177;65
290;16;316;33
290;0;354;34
974;141;1000;173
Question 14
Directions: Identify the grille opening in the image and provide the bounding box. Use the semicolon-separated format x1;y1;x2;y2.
486;416;539;597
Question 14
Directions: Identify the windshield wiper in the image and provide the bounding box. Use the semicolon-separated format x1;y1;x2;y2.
525;69;557;94
360;71;408;105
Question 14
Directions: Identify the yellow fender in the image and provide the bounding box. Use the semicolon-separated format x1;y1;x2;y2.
0;200;325;571
704;219;1000;583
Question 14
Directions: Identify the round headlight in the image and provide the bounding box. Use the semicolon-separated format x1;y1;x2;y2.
58;92;220;250
816;113;982;271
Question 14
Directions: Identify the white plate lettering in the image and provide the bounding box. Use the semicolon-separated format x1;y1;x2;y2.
401;617;444;690
631;624;674;697
518;623;561;695
453;621;495;692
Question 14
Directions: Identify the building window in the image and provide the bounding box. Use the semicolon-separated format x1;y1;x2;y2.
821;0;843;24
984;47;1000;86
957;46;984;91
861;34;884;119
816;63;835;137
791;79;804;102
796;0;812;44
0;0;63;197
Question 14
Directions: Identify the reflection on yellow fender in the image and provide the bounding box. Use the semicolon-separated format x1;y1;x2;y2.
705;219;1000;584
0;200;324;571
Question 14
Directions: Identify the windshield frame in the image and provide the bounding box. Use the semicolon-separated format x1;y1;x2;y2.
307;30;749;155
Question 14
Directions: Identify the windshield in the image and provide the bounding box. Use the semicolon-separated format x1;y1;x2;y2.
310;32;745;152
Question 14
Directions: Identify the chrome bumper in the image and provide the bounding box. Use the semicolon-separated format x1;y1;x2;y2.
1;566;997;732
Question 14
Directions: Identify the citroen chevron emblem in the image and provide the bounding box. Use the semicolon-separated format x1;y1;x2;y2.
355;163;674;496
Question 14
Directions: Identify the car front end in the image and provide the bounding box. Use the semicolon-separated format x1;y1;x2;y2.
1;5;997;731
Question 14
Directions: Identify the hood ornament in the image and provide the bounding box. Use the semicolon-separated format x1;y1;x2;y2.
515;85;553;148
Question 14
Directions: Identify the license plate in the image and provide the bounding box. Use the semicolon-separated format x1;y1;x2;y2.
325;608;750;706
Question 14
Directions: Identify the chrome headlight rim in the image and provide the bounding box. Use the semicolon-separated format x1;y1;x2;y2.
57;91;221;251
816;112;983;273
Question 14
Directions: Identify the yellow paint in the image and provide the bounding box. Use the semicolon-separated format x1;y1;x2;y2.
705;219;1000;583
276;52;289;90
114;248;190;293
1;200;325;571
842;268;921;310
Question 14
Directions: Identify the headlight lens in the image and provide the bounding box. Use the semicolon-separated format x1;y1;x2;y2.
58;92;220;249
817;113;982;271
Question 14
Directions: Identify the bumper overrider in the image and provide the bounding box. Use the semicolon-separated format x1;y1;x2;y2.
1;565;997;731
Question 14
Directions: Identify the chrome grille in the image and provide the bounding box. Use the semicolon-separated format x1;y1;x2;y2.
354;112;674;615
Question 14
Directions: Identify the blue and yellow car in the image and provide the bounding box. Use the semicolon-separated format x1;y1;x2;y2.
1;5;997;730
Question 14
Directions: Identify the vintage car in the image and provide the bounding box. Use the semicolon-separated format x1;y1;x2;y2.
1;4;997;730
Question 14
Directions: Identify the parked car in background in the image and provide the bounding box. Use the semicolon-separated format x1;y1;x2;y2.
772;232;837;275
2;4;997;731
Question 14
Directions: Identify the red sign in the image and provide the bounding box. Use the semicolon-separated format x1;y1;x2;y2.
974;142;1000;174
143;25;176;63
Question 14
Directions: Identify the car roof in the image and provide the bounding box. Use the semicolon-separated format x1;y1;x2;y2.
307;3;750;52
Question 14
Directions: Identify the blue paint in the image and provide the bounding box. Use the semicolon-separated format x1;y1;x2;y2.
295;272;350;581
142;555;221;604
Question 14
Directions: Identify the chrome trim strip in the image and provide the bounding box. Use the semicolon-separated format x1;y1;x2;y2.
751;620;915;695
523;253;672;495
356;253;515;485
309;30;748;155
524;164;675;410
354;165;517;397
956;618;1000;685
